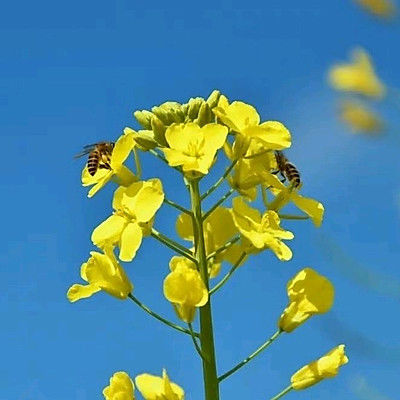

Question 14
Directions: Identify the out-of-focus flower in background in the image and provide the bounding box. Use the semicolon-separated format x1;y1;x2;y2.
353;0;397;19
328;48;386;98
338;100;385;134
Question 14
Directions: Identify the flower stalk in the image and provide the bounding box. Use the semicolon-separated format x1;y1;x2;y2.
189;179;220;400
270;385;293;400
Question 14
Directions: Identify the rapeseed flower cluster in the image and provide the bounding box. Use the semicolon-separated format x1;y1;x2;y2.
69;90;347;400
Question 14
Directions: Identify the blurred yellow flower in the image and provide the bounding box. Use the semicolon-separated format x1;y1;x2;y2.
82;131;137;198
91;179;164;261
176;207;241;273
291;345;349;390
103;371;135;400
163;257;208;323
339;100;384;134
328;48;385;98
354;0;396;18
162;122;228;178
67;248;133;302
262;173;324;227
278;268;334;332
231;197;294;261
213;96;291;156
135;369;184;400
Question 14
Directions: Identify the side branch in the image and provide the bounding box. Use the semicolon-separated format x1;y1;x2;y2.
201;159;238;200
203;188;235;220
206;235;240;261
278;214;309;220
128;293;199;337
218;330;283;382
270;386;293;400
151;228;197;264
164;197;192;215
209;252;247;295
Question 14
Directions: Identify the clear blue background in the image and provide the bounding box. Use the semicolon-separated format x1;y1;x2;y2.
1;0;400;399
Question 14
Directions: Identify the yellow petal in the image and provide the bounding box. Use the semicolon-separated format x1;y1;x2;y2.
130;179;164;223
135;371;184;400
67;283;101;302
119;222;143;262
245;121;291;150
291;345;349;390
176;213;194;241
201;123;229;153
92;215;126;248
111;133;135;169
165;123;201;152
88;170;114;198
291;193;325;227
103;371;135;400
355;0;396;17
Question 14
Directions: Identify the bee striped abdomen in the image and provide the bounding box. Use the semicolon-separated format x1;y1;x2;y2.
87;150;101;176
285;162;301;188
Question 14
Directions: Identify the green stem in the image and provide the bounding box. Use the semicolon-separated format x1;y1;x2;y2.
203;188;235;220
218;330;282;382
270;386;293;400
189;180;220;400
149;149;169;165
278;214;309;220
128;293;198;337
164;198;192;215
188;323;206;361
151;228;197;264
133;148;142;179
206;235;240;261
201;159;238;200
209;252;247;295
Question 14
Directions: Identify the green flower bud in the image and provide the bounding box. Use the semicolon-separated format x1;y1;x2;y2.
151;115;168;147
134;130;158;151
195;102;213;127
134;110;153;129
187;97;205;120
206;90;221;109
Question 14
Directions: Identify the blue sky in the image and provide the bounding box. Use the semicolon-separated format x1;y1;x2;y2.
1;0;400;399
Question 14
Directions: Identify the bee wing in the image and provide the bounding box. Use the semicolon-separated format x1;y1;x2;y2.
74;145;96;159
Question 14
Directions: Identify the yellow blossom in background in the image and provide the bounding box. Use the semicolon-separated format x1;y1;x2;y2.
67;248;133;302
291;345;349;390
231;197;294;261
354;0;396;18
328;48;385;98
278;268;334;332
82;131;137;198
163;258;208;323
91;179;164;262
135;369;184;400
339;100;384;134
262;173;325;227
212;95;291;157
103;371;135;400
162;122;228;178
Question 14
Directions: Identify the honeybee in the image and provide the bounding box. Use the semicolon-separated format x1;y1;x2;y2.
274;150;301;188
74;142;115;176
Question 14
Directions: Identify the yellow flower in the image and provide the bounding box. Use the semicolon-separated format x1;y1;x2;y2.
91;179;164;262
262;173;324;227
82;131;137;198
328;48;385;98
231;197;294;261
176;207;241;274
135;369;184;400
291;345;349;390
103;371;135;400
67;248;133;302
163;258;208;323
162;122;228;178
212;95;291;156
278;268;334;332
339;100;384;134
354;0;396;18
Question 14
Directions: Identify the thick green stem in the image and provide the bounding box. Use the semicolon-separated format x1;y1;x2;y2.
189;180;220;400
